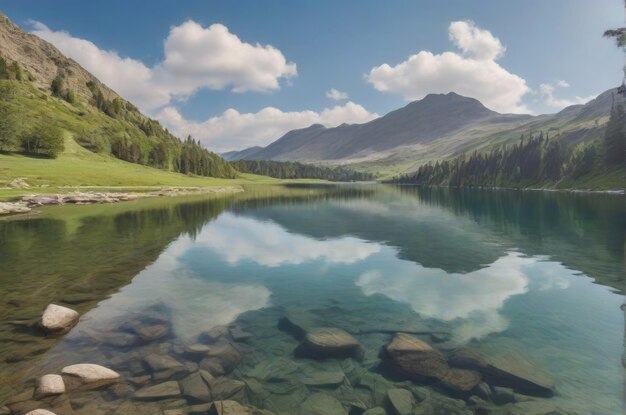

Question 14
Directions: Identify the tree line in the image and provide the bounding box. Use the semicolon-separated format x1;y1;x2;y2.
391;97;625;188
231;159;375;181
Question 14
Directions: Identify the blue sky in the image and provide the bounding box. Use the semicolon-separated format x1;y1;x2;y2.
1;0;624;151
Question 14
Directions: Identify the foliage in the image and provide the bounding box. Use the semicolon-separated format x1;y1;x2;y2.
0;62;237;178
21;125;65;158
603;100;626;165
231;159;375;181
391;120;624;189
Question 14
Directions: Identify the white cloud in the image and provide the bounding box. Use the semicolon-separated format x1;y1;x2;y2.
366;20;531;113
31;20;296;111
326;88;348;101
539;81;594;109
157;101;378;152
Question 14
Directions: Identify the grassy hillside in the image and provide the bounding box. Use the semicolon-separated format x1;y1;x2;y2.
0;136;291;200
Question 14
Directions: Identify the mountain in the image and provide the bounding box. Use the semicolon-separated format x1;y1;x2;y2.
222;146;264;161
0;13;237;178
231;90;614;176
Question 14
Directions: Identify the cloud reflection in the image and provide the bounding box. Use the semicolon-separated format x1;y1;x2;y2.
194;213;380;267
356;251;573;342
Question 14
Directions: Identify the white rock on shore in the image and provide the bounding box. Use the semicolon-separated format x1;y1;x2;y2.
0;201;31;215
25;410;56;415
34;374;65;399
40;304;79;335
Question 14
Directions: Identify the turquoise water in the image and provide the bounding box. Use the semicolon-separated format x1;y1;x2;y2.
0;185;624;414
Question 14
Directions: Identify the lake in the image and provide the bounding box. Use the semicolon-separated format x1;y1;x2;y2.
0;184;624;415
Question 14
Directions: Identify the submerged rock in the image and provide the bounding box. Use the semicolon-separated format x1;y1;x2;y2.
362;408;386;415
180;372;212;403
136;324;168;343
34;374;65;399
40;304;79;335
134;381;181;400
299;393;348;415
303;328;360;357
387;389;414;415
208;400;264;415
205;344;241;373
201;325;230;343
61;364;120;390
384;333;448;379
438;368;482;394
449;349;554;396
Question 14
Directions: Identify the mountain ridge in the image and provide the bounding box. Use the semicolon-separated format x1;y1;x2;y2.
227;90;613;175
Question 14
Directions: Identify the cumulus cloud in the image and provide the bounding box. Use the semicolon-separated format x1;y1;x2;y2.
31;20;296;111
326;88;348;101
366;20;531;113
539;81;595;108
157;101;378;152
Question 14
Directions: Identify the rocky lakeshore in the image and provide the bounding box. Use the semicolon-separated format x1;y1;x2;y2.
1;302;581;415
0;187;244;216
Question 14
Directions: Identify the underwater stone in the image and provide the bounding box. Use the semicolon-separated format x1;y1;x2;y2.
40;304;79;335
298;393;348;415
61;364;120;390
449;349;555;396
136;324;168;342
303;328;360;357
362;408;386;415
384;333;448;379
134;381;181;400
387;389;414;415
438;368;482;394
180;372;211;403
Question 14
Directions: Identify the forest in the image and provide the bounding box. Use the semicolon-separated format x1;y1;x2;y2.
391;98;626;188
231;159;375;181
0;55;237;179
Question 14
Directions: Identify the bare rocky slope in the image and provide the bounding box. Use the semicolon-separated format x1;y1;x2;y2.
0;13;118;102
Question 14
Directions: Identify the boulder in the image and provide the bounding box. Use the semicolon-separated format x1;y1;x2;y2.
438;368;482;394
61;364;120;390
299;393;348;415
34;374;65;399
300;370;345;387
229;326;253;342
199;358;226;377
134;381;181;400
384;333;448;379
143;353;186;372
25;410;57;415
180;372;211;403
205;344;241;373
211;378;246;401
202;325;230;343
303;328;360;357
40;304;79;335
102;333;137;347
492;386;516;405
386;389;413;415
207;400;255;415
362;408;386;415
136;324;168;342
449;349;554;396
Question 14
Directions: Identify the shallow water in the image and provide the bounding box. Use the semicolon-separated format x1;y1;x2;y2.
0;185;624;414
